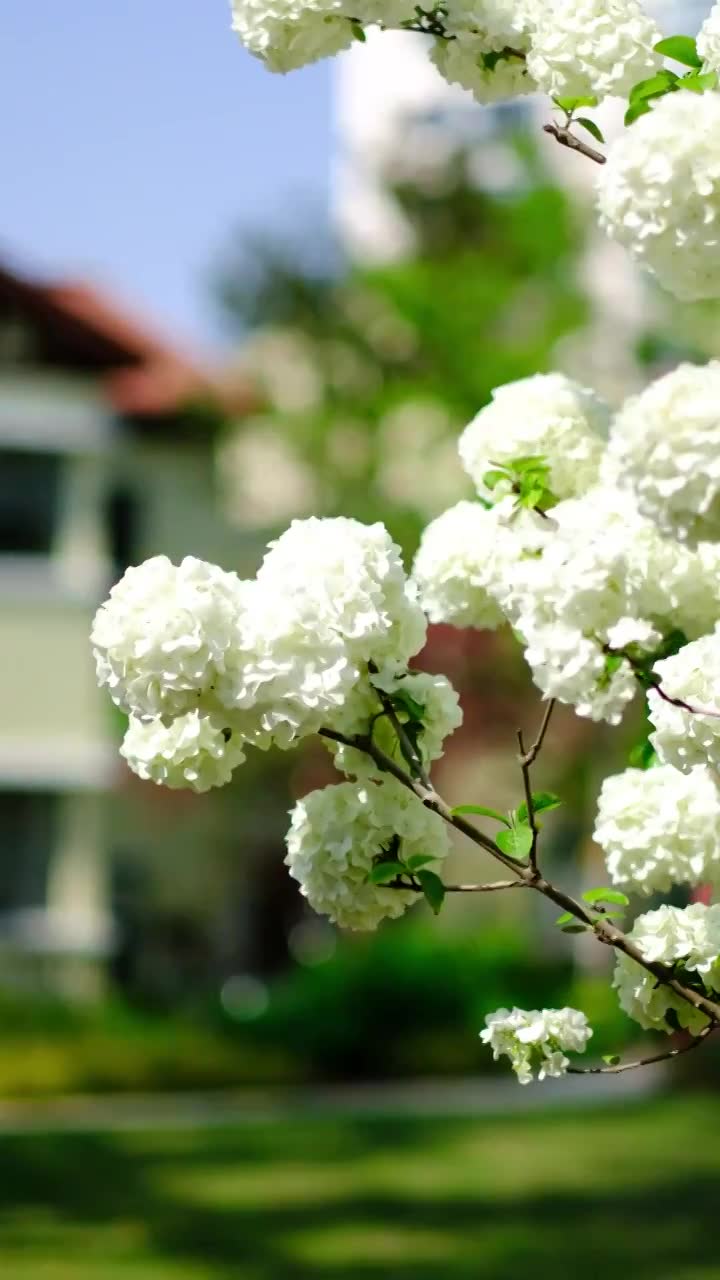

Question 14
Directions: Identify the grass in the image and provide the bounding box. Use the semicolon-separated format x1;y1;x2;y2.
1;1094;719;1278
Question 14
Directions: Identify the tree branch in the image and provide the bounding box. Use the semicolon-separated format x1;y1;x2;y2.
543;122;606;166
517;699;555;872
568;1022;716;1075
319;721;720;1031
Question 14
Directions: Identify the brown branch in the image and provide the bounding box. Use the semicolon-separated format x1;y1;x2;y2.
605;646;720;720
517;700;556;873
395;879;531;895
319;722;720;1031
543;122;606;165
568;1023;716;1076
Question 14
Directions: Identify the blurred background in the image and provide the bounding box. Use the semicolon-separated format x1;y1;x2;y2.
1;3;719;1277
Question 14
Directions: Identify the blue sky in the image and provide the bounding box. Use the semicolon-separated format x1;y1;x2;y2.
1;3;331;352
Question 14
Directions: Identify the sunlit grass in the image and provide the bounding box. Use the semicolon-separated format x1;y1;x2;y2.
1;1095;719;1278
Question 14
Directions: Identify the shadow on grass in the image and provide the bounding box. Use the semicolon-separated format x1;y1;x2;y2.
1;1103;719;1278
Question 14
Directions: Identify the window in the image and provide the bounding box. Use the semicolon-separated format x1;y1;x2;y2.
0;448;61;554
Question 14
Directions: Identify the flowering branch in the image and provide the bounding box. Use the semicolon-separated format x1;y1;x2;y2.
318;721;720;1032
568;1021;717;1075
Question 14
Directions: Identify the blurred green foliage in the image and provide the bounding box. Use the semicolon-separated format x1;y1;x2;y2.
218;136;589;552
0;923;639;1095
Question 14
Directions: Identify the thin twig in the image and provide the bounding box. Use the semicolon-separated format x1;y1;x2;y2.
517;700;555;873
318;723;720;1030
605;646;720;720
543;122;606;165
368;662;431;786
395;879;531;895
568;1023;716;1076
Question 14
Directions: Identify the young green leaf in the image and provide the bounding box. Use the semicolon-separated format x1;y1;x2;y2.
628;740;658;770
417;870;446;915
680;70;718;93
517;791;562;823
561;924;589;935
629;69;679;103
368;861;407;885
405;853;437;872
451;804;511;827
351;21;366;41
483;469;509;490
625;99;652;125
653;35;702;68
575;116;605;144
497;824;533;859
582;887;630;907
553;94;598;111
555;912;575;926
602;1054;621;1067
390;688;426;723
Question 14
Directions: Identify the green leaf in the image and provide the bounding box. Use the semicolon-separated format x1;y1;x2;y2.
519;486;545;509
561;924;589;935
629;740;658;770
368;861;406;885
680;70;718;93
350;20;366;41
555;912;575;926
624;99;652;125
509;455;548;473
629;69;679;103
497;824;533;859
654;35;702;68
451;804;511;827
405;853;437;872
483;468;509;491
602;1054;621;1067
417;870;446;915
517;791;562;823
390;688;426;723
582;887;630;907
575;116;605;144
553;95;598;112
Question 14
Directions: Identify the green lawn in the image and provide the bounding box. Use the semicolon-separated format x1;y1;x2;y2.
1;1095;719;1278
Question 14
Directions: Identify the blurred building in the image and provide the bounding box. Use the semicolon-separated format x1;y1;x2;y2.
0;260;251;996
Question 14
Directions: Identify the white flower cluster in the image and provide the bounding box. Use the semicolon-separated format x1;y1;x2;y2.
229;0;419;72
430;0;538;106
698;4;720;72
598;93;720;304
604;362;720;542
648;628;720;770
285;777;451;930
524;0;660;102
327;668;463;782
93;518;427;792
481;1007;592;1085
412;498;547;632
121;712;248;794
458;374;608;505
594;764;720;895
614;904;720;1034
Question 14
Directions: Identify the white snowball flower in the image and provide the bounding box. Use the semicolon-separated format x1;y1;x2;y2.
594;764;720;894
412;499;548;631
284;777;451;930
525;0;660;101
605;362;720;541
121;711;247;793
217;577;358;750
257;517;427;672
698;4;720;72
481;1007;592;1085
521;622;638;724
229;0;353;73
648;628;720;770
91;556;248;721
431;36;536;104
328;668;463;781
614;903;720;1034
597;92;720;303
459;374;608;505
